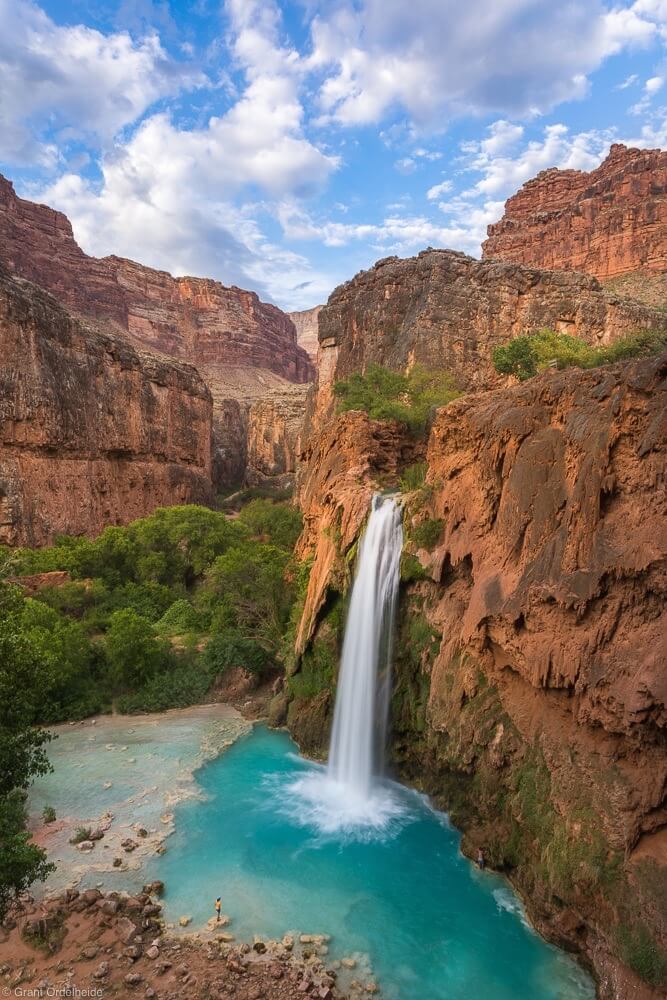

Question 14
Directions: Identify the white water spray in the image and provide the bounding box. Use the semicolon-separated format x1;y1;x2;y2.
283;494;407;836
327;494;403;799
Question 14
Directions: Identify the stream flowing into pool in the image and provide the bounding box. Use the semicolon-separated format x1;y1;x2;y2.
145;724;594;1000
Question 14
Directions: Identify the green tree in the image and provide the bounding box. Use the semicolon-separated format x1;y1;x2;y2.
203;630;271;675
0;584;54;920
204;544;293;654
104;608;170;690
237;499;302;551
493;328;667;381
334;363;460;433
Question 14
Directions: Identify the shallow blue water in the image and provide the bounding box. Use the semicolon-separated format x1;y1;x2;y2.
149;725;594;1000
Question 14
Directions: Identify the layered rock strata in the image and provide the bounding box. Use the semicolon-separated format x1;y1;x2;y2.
0;269;213;546
0;174;313;383
289;305;322;363
314;249;664;400
0;174;314;491
482;144;667;284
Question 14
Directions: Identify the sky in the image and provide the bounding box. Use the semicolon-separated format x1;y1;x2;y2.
0;1;666;311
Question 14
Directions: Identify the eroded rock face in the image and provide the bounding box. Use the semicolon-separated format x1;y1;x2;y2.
483;144;667;283
0;174;314;384
422;354;667;833
290;354;667;994
289;306;322;364
246;384;310;488
0;269;213;546
0;174;314;492
316;248;664;397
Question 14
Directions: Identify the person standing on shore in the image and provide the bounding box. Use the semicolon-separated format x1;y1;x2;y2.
215;897;222;922
477;848;485;870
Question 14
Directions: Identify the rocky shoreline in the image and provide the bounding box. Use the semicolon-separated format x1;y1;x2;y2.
1;885;376;999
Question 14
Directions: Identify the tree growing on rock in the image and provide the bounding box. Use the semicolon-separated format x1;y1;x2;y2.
0;584;54;920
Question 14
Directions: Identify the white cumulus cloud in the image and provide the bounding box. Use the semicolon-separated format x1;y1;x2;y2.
308;0;657;127
0;0;204;166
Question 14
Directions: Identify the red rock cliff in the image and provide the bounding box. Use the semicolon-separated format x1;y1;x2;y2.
0;269;213;546
313;249;664;404
482;144;667;283
290;353;667;996
288;306;322;364
0;174;314;384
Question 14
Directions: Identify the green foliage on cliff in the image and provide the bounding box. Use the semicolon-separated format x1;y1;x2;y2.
411;518;444;551
492;327;667;381
334;363;460;433
2;500;304;721
618;922;667;986
399;462;427;492
0;584;55;920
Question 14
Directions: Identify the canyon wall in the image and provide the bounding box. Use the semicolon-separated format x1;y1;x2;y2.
0;174;314;492
482;144;667;291
288;306;322;363
287;352;667;997
314;249;664;402
0;269;213;547
0;174;313;383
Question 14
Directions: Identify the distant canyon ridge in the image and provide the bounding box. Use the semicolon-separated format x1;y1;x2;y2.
0;142;665;544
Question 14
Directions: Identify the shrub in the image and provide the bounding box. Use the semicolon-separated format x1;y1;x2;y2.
202;630;272;676
411;518;443;551
104;609;171;690
400;462;427;492
400;552;428;583
42;806;56;824
618;923;667;987
493;328;667;381
155;599;202;637
116;658;215;713
237;499;302;551
334;363;460;434
70;826;92;844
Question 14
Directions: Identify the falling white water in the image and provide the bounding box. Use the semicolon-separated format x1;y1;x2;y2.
283;494;408;836
327;494;403;798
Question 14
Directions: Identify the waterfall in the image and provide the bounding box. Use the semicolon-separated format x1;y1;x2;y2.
327;495;403;799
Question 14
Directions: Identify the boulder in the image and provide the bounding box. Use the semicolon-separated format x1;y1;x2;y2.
143;880;164;896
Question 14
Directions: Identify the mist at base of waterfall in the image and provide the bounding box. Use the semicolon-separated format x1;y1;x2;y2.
147;725;595;1000
280;764;409;841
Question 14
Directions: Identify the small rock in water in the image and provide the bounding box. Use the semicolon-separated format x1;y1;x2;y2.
179;915;192;927
341;958;357;969
103;781;113;789
143;880;164;896
76;840;95;852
